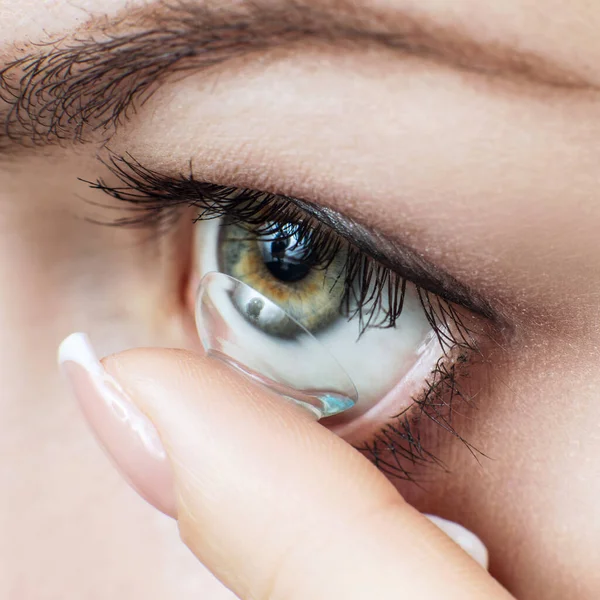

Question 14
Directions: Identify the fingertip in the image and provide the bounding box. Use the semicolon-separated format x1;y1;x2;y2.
58;333;178;517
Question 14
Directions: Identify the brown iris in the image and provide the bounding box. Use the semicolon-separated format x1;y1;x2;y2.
218;222;347;333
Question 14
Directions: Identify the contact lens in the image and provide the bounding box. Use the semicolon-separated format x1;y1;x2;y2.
195;272;358;419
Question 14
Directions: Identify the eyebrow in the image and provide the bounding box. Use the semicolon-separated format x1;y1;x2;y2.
0;0;591;155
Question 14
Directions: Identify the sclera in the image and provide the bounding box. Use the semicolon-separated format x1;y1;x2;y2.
195;272;358;419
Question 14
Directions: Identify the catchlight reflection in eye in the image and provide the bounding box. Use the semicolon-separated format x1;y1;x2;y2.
194;218;439;418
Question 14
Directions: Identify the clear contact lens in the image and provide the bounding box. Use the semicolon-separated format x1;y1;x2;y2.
195;272;358;419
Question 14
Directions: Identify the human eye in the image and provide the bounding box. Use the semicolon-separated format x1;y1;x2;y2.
88;153;498;480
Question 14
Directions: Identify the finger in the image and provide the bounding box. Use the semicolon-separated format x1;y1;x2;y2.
59;333;511;600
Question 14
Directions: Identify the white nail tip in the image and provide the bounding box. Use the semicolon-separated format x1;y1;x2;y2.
58;332;166;460
58;332;104;377
424;514;489;570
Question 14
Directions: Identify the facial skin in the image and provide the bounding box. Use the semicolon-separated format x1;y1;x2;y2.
1;1;600;599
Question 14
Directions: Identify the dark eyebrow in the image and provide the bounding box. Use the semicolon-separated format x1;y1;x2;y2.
0;0;592;155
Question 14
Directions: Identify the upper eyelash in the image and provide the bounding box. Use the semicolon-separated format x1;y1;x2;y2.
84;153;480;346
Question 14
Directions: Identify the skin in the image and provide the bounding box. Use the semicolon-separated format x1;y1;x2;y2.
1;1;599;599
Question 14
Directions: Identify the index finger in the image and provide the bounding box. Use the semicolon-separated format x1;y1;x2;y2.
60;333;513;600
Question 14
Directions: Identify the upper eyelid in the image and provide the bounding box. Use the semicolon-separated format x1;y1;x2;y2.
87;152;497;325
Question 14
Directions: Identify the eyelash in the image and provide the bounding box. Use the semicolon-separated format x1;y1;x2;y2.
85;152;486;481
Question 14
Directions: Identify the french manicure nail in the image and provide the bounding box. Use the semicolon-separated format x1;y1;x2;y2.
425;514;489;570
58;332;177;517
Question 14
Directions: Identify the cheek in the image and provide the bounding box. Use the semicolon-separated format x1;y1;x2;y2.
399;341;600;599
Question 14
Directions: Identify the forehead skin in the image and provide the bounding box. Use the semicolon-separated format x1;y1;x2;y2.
2;2;600;600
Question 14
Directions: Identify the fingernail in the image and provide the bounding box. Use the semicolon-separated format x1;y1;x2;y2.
58;333;177;518
424;514;489;570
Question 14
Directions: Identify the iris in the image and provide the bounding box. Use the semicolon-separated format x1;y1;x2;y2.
218;221;346;334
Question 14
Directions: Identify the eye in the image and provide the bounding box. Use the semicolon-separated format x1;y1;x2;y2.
194;214;437;418
87;154;491;477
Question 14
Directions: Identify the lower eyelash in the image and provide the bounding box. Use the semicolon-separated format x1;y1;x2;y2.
356;348;488;482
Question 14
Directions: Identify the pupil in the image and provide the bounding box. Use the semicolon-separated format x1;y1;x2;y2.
259;227;312;283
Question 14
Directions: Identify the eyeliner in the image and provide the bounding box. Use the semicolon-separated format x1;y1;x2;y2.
287;196;496;322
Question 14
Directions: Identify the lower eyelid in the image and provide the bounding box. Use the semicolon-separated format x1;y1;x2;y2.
344;343;491;481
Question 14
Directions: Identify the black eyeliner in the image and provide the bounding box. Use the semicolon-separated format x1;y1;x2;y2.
282;196;495;322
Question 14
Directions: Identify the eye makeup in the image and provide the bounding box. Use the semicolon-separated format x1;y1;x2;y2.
87;153;495;326
84;152;495;480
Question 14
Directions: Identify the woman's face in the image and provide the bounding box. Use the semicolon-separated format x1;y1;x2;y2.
2;1;599;598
